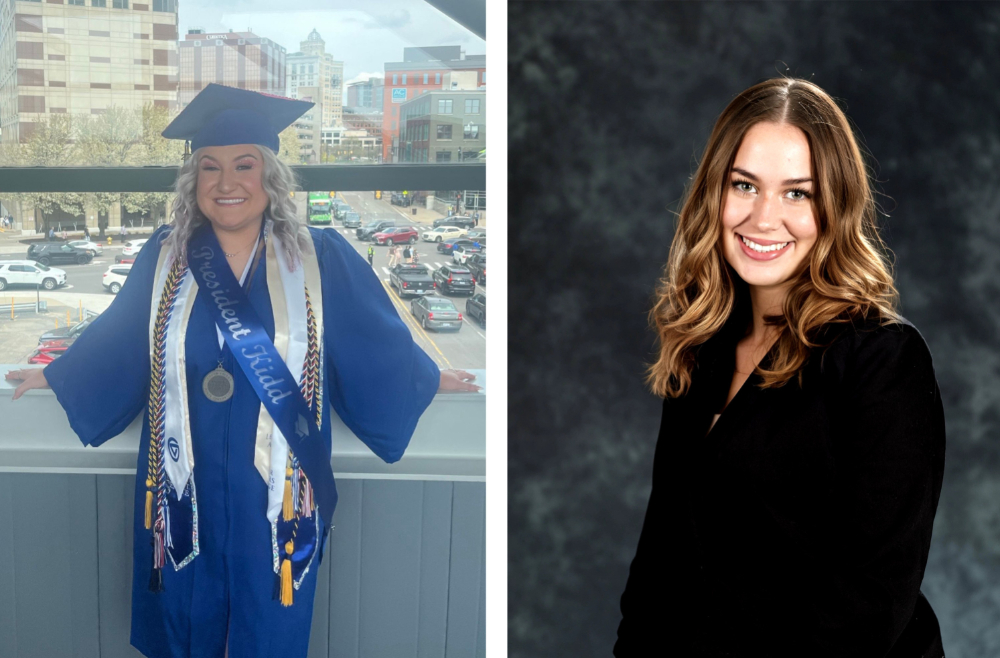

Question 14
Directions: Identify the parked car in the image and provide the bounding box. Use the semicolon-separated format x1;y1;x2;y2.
409;296;463;332
39;316;94;344
389;263;436;297
452;244;484;265
28;343;68;365
356;220;397;241
27;242;93;266
103;264;133;294
422;226;465;243
433;215;475;230
437;238;474;255
373;226;419;246
466;254;486;286
465;293;486;328
341;212;362;228
122;239;148;256
68;239;104;256
0;260;67;291
432;264;476;296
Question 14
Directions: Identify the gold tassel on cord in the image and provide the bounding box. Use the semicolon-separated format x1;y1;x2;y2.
283;466;295;521
280;540;294;606
145;479;153;529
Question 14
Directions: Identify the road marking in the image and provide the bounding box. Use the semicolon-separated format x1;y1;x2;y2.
381;280;452;369
461;315;487;339
381;267;391;276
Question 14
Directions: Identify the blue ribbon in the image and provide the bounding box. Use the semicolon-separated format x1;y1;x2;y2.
187;223;337;533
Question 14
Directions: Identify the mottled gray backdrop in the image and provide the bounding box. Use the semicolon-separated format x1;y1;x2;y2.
508;2;1000;656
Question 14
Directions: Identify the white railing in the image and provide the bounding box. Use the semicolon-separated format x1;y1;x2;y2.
0;366;486;480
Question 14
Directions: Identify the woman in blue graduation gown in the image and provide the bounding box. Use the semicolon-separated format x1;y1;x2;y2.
614;78;946;657
9;84;479;658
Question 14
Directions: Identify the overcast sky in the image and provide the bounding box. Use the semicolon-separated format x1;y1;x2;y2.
179;0;485;88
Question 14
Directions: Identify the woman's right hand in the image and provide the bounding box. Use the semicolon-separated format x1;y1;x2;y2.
7;367;50;400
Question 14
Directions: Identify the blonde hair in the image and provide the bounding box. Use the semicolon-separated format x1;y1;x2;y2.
161;144;308;266
648;77;900;398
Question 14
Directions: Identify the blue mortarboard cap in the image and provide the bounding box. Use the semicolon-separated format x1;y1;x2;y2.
161;83;314;153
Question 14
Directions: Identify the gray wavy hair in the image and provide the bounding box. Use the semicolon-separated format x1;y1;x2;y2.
161;144;308;267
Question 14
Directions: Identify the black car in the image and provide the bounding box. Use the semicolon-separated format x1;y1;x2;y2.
432;264;476;296
432;215;476;230
390;192;412;207
388;264;435;298
437;238;474;255
333;201;351;220
27;241;93;266
466;254;486;286
465;293;486;328
39;316;94;344
356;220;397;241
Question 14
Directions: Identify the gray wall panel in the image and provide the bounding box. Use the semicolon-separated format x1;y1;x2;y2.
12;474;99;658
446;482;486;657
358;481;423;657
0;475;484;658
328;479;363;658
0;475;18;656
418;482;453;656
96;475;142;658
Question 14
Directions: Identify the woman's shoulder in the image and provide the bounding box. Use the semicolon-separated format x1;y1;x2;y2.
819;315;936;380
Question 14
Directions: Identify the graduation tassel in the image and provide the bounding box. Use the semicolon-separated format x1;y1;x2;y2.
145;478;154;529
282;465;295;521
280;540;294;607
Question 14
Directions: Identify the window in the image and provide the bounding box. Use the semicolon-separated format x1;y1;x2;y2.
392;74;398;84
194;40;201;47
482;71;486;83
68;0;85;5
402;74;407;84
437;125;453;139
435;73;441;84
309;64;314;73
152;0;175;10
91;0;106;5
463;124;479;139
465;99;480;114
112;0;128;8
438;99;453;114
423;73;428;84
436;151;452;163
391;121;396;130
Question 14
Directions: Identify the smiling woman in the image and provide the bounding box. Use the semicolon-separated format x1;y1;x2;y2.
615;77;947;657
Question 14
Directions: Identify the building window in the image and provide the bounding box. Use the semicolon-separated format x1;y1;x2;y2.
437;124;453;140
152;0;175;10
438;99;453;114
482;71;486;84
391;121;396;130
194;40;201;46
392;74;398;85
435;72;441;84
309;64;313;73
112;0;128;8
423;73;428;84
465;99;481;114
436;151;451;163
68;0;85;5
463;124;480;139
402;73;407;84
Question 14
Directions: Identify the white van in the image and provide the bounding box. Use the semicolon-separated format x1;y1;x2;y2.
103;264;132;294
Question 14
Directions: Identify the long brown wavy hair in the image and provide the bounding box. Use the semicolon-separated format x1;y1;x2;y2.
647;77;900;398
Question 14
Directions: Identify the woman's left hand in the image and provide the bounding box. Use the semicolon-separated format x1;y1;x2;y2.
438;369;481;393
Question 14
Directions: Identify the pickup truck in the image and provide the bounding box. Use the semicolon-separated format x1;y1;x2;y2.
389;263;436;298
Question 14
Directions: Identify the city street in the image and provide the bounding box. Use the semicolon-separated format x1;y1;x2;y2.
0;192;486;369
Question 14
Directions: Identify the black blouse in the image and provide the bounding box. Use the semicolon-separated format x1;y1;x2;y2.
614;316;947;658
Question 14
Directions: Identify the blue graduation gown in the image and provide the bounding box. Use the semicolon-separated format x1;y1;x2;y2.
44;224;441;658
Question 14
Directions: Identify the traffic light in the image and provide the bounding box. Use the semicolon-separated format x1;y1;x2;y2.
375;191;382;200
329;191;336;198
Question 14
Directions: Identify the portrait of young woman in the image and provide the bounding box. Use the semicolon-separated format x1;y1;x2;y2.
612;77;946;656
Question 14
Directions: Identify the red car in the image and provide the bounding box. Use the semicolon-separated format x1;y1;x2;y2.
28;342;68;364
373;226;419;246
115;254;136;264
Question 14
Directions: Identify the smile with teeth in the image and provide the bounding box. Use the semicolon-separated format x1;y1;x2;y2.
216;198;246;205
741;235;789;253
